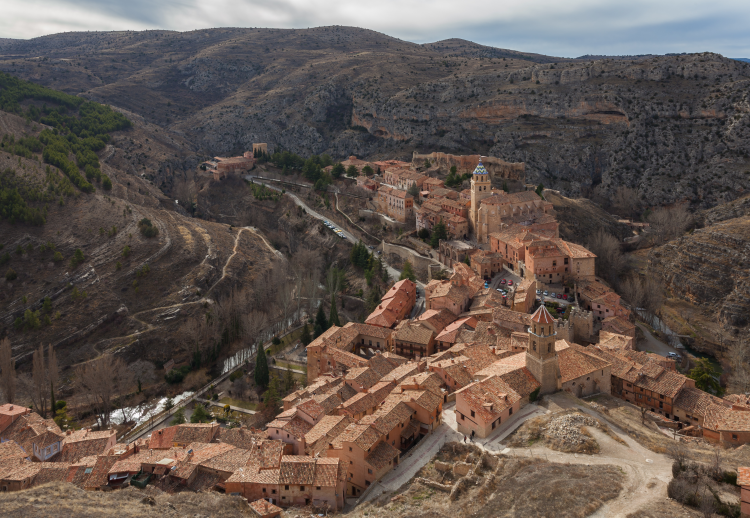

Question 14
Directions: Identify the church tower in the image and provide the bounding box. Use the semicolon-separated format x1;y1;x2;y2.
525;305;561;395
469;157;491;239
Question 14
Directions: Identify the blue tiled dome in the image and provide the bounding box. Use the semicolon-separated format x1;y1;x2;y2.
473;159;488;175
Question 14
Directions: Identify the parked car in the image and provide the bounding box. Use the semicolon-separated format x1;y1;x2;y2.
536;290;541;295
496;288;503;292
667;352;678;358
563;294;568;300
507;280;514;286
500;279;506;285
543;291;549;296
549;292;555;298
557;294;563;299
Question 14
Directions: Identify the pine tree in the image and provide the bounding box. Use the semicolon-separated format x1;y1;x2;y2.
430;220;448;248
329;294;341;327
300;323;312;346
254;345;270;388
314;304;328;337
170;407;186;425
190;403;211;423
400;260;416;282
284;367;296;393
50;383;56;416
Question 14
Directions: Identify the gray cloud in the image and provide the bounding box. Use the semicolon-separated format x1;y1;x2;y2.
1;0;749;57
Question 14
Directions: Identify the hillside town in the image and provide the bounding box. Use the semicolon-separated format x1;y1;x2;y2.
2;154;749;516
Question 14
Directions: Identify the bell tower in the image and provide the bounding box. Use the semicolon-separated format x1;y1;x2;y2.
470;157;491;239
525;305;561;394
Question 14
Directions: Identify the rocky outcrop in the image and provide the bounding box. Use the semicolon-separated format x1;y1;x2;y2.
649;216;750;329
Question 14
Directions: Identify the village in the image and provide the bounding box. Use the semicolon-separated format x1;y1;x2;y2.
2;150;750;518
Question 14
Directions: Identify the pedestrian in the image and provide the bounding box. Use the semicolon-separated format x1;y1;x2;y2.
463;435;466;443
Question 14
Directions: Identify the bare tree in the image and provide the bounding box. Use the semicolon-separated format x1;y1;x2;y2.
243;311;269;353
0;337;16;404
642;274;665;322
48;344;58;403
727;337;750;394
31;344;49;418
648;204;693;244
587;230;625;284
699;484;716;518
76;355;133;429
612;186;641;218
619;275;645;312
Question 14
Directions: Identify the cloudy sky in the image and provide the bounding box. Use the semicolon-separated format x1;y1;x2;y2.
2;0;749;58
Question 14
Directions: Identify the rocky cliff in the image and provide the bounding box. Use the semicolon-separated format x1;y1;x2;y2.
2;27;749;208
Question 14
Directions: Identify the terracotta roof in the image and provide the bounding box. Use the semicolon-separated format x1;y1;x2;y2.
57;429;116;463
201;447;254;475
602;316;636;335
415;308;458;333
456;375;522;423
398;372;445;396
30;462;71;487
0;440;28;462
394;321;434;346
313;391;344;414
219;427;265;450
493;307;532;327
555;340;611;383
305;415;354;455
331;423;381;452
249;499;283;517
266;416;313;439
0;404;30;419
590;347;639;378
344;321;395;340
380;362;420;384
368;354;399;377
382;352;409;364
84;455;119;489
436;317;478;343
1;462;42;482
148;425;178;449
345;367;382;390
313;457;341;487
329;348;369;370
365;441;400;471
738;467;750;487
430;357;474;388
173;423;218;444
297;398;326;422
674;387;728;417
391;389;442;414
359;401;414;436
593;291;622;307
531;305;555;324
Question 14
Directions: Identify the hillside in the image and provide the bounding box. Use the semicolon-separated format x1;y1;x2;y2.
0;100;277;388
0;27;749;208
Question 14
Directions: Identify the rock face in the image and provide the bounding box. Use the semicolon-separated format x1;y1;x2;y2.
650;213;750;330
2;27;750;208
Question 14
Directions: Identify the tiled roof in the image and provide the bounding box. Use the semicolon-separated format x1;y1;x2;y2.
305;415;354;455
1;462;42;482
57;429;116;463
30;463;71;487
266;416;313;439
313;391;344;414
84;455;119;489
148;425;178;449
602;316;636;335
382;352;408;364
201;447;253;474
392;389;442;414
493;307;532;327
173;423;218;444
0;440;28;462
431;357;474;388
436;317;478;344
329;348;369;369
589;347;639;378
0;404;29;419
360;401;414;436
674;387;728;417
249;499;283;517
368;354;399;378
279;455;315;486
331;423;381;452
593;291;622;307
344;321;395;340
555;340;611;383
313;457;341;487
345;367;382;390
738;467;750;487
380;362;421;384
297;398;326;421
394;321;434;346
531;305;555;324
365;441;400;471
399;372;445;396
457;375;522;423
219;427;265;450
415;308;458;333
624;359;690;398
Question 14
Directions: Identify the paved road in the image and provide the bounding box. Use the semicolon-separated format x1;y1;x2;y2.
245;175;357;244
636;322;680;357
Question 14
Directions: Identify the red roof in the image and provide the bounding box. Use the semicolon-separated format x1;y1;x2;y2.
531;305;555;324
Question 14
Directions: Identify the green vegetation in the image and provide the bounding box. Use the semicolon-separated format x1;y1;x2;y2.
190;403;211;423
165;365;191;384
445;169;471;187
400;259;417;282
430;220;448;248
329;294;341;327
69;248;84;268
247;181;281;201
228;369;244;382
5;267;16;281
254;345;270;388
688;358;723;395
0;167;51;225
121;245;131;258
170;407;186;425
300;323;312;346
138;218;158;238
314;303;329;338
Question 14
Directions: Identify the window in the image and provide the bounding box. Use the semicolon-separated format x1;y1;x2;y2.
461;413;465;420
285;485;289;490
282;496;286;500
733;434;738;440
366;480;371;486
300;486;305;491
272;489;276;494
368;468;373;474
262;488;266;493
471;410;475;418
317;486;321;490
349;447;352;452
350;461;353;464
509;408;513;416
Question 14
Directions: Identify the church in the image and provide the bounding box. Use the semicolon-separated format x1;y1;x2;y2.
469;158;556;243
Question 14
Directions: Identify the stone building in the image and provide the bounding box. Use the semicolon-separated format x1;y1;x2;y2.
377;185;414;223
437;240;477;267
525;306;561;395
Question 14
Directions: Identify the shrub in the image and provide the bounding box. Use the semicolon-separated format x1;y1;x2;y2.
138;218;158;238
229;370;243;382
165;365;191;384
529;387;541;402
52;251;63;262
5;268;17;281
272;336;281;345
0;252;9;265
122;245;131;258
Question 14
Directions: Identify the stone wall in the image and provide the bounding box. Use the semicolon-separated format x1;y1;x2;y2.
412;151;526;183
